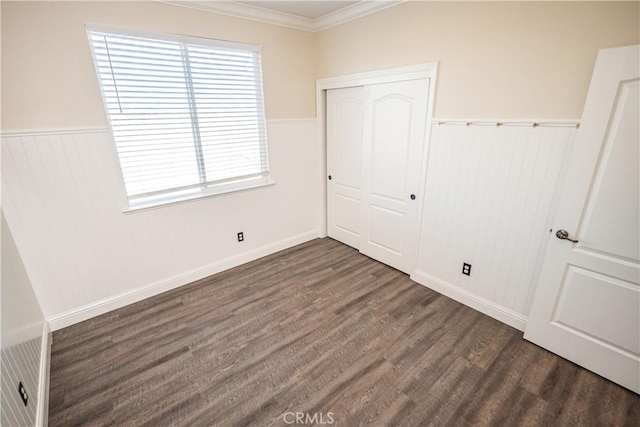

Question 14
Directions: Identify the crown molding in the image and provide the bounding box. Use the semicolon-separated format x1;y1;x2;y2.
159;1;316;31
314;0;404;31
158;1;405;32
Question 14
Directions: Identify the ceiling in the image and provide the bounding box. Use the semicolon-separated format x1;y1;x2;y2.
237;1;359;20
161;1;404;32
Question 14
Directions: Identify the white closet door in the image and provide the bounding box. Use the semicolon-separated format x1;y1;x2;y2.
360;79;430;273
327;86;365;248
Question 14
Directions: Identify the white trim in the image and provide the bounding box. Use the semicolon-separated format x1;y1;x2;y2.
316;87;328;238
122;179;276;213
316;63;438;91
86;22;262;52
160;0;316;32
1;120;316;138
0;127;110;138
157;1;405;33
35;322;51;427
267;118;316;125
47;229;322;331
411;270;528;331
433;118;581;128
314;0;406;31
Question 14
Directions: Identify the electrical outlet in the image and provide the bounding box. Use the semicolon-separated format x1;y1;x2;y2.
237;232;244;242
18;381;28;407
462;263;472;276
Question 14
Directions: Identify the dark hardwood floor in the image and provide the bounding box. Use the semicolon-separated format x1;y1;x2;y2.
49;238;639;426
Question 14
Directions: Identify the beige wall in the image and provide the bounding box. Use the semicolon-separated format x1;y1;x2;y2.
1;1;316;130
2;1;638;128
316;1;640;119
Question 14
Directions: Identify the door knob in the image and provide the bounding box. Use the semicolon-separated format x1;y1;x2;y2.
410;194;416;200
556;229;579;243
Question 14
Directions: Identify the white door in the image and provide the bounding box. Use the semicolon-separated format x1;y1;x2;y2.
327;86;365;248
525;45;640;393
360;79;430;274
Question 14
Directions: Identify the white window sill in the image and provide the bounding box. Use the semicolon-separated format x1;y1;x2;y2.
122;179;276;214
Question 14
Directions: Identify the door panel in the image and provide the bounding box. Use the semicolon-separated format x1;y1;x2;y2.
368;205;405;254
370;95;412;201
578;80;639;261
360;79;430;273
335;99;364;191
334;194;361;237
553;266;639;353
525;45;640;393
327;86;365;248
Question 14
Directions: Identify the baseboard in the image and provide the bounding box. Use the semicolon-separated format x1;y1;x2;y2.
36;322;51;427
47;230;322;331
410;270;528;331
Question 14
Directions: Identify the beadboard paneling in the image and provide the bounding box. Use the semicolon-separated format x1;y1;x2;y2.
1;120;321;326
1;213;48;426
1;337;42;427
413;124;576;328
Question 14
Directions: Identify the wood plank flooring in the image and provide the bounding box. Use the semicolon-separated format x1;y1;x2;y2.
48;238;640;426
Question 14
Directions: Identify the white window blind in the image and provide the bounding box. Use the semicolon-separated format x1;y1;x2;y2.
87;27;269;205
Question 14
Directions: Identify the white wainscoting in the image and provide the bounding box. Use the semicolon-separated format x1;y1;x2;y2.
1;119;322;329
1;213;50;427
412;123;577;330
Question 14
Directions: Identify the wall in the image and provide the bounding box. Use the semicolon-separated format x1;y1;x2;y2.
1;0;316;130
316;1;640;119
412;123;576;330
316;1;638;327
1;1;322;327
1;120;321;327
1;213;49;426
2;0;638;331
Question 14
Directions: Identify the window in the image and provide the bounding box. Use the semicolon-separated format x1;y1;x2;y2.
87;26;270;209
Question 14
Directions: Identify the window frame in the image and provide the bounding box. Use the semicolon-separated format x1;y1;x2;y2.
85;24;273;212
